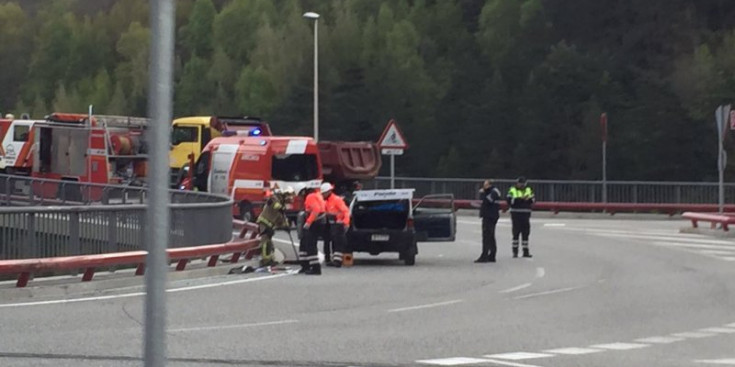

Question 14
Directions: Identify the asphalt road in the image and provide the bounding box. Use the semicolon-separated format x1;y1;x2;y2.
1;216;734;367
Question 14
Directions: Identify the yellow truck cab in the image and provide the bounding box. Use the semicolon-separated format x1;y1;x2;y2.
169;116;271;186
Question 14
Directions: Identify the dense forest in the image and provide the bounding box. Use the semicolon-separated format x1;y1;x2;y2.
1;0;735;181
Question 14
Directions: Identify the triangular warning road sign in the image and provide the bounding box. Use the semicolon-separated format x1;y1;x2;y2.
377;119;409;149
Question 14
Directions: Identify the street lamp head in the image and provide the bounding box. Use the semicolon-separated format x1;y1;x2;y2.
303;12;320;19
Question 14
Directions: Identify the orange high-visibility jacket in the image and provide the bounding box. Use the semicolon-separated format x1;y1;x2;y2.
304;191;326;226
326;194;351;227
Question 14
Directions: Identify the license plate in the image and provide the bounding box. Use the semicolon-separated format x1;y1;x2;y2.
371;234;390;242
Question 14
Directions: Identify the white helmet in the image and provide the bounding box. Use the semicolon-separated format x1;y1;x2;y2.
320;182;334;194
282;186;295;195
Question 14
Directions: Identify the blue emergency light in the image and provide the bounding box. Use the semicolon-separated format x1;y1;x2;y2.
249;128;262;136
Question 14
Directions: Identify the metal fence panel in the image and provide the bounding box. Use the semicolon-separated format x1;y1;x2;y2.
367;177;735;204
0;174;232;260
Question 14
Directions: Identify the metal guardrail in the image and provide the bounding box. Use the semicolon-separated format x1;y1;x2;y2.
0;174;233;260
682;212;735;231
368;177;735;204
0;221;261;288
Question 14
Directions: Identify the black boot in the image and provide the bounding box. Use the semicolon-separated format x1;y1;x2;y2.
305;263;322;275
522;248;532;258
298;261;310;273
474;256;489;263
512;248;519;258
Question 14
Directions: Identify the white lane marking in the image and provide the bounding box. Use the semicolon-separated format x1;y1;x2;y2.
388;299;464;313
558;227;713;239
0;272;292;308
649;242;735;252
695;359;735;365
543;347;603;355
481;359;542;367
513;286;585;300
535;267;545;278
483;352;552;360
499;283;532;294
672;332;717;338
416;357;492;366
543;223;566;227
169;319;298;333
727;323;735;328
700;327;735;334
635;336;685;344
589;342;649;350
596;233;735;246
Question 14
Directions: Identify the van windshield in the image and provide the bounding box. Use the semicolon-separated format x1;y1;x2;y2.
272;154;319;181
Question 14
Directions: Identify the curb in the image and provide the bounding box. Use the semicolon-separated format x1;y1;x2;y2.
0;259;255;302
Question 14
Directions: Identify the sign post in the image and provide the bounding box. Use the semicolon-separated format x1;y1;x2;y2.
377;119;409;189
716;105;731;214
601;113;608;204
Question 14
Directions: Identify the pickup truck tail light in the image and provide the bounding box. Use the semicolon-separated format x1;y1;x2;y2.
406;217;415;230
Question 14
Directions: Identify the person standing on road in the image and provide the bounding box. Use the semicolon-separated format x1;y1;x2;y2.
256;187;295;267
507;176;534;258
476;179;501;263
323;183;351;267
300;187;327;275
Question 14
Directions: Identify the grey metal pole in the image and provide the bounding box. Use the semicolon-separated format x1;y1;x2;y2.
144;0;175;365
390;154;395;189
719;143;725;214
602;140;607;203
313;19;319;142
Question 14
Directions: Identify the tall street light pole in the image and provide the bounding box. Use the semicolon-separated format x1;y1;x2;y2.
303;12;319;142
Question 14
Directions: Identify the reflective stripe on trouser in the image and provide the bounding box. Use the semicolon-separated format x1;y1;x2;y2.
259;224;275;260
522;241;529;249
512;240;519;249
329;224;346;263
301;223;322;265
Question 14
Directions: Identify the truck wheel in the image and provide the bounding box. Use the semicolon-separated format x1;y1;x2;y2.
239;202;254;222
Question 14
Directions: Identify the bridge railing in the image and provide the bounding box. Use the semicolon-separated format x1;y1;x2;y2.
0;174;233;260
367;177;735;204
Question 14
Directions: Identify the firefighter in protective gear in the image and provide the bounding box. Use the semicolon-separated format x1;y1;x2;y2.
300;186;327;275
506;176;534;258
256;187;295;267
323;183;351;267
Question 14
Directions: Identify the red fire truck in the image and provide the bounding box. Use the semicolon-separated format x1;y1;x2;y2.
31;113;148;200
0;118;41;175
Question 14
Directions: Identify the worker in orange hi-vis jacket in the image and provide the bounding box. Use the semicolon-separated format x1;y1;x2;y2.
323;183;351;268
299;186;327;275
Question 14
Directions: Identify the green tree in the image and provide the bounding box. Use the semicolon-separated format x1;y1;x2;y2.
235;65;278;116
0;3;31;112
180;0;216;59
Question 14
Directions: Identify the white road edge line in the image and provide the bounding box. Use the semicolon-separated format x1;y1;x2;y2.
694;359;735;365
169;319;298;333
513;286;585;300
0;272;293;308
499;283;532;294
481;358;543;367
388;299;464;313
416;357;493;366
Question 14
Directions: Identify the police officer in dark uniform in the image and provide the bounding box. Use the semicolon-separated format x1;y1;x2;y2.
476;179;502;263
507;176;535;258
